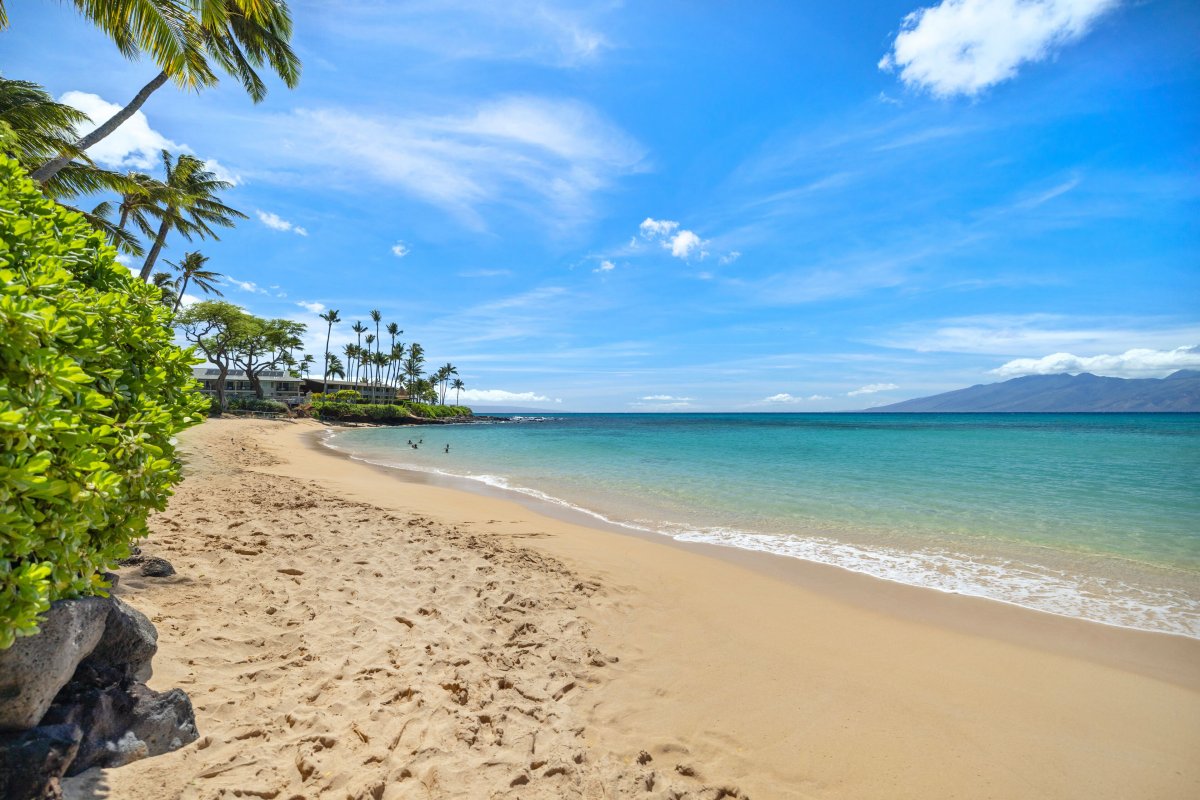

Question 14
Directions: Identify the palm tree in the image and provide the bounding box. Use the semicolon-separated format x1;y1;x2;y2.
327;354;345;381
404;343;425;397
139;150;245;281
369;309;382;382
451;378;465;406
150;271;177;309
319;308;340;394
388;342;406;389
436;363;458;404
362;334;376;384
165;250;223;312
372;351;389;393
298;353;314;378
114;170;169;233
24;1;302;185
0;77;148;254
350;321;367;380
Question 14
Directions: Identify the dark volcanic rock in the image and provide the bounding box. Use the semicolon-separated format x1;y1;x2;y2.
139;558;175;578
0;723;82;800
0;598;109;731
79;598;158;683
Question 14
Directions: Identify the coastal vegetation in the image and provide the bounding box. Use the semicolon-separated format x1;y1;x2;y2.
0;153;206;647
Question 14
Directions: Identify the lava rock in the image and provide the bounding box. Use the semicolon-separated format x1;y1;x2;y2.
78;598;157;683
0;598;109;731
139;558;175;578
0;723;82;800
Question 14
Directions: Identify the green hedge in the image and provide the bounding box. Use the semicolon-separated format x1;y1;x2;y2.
0;155;207;649
228;397;289;413
310;401;472;422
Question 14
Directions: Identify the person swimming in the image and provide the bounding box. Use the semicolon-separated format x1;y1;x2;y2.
444;444;450;453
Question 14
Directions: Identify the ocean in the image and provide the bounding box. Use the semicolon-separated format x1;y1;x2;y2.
323;413;1200;638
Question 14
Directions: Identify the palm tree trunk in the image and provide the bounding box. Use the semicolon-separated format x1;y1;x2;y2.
323;323;334;394
172;274;191;313
32;71;170;184
139;216;172;281
118;206;131;231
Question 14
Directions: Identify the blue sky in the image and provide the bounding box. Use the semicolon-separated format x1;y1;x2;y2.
6;0;1199;410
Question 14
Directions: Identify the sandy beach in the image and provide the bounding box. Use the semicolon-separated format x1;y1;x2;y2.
63;417;1200;800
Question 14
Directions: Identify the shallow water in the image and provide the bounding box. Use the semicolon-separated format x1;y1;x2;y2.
326;413;1200;637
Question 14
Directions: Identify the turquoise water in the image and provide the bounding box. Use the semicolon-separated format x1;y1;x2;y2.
325;414;1200;637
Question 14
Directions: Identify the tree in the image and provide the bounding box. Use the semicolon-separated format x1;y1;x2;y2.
298;353;314;378
435;362;458;404
164;250;223;312
388;341;406;388
177;300;251;410
150;270;178;309
369;309;382;383
327;354;345;381
350;321;367;380
0;77;148;254
451;377;465;406
403;342;426;397
139;151;245;280
23;0;302;185
363;333;376;384
231;317;305;398
319;308;340;393
385;321;401;383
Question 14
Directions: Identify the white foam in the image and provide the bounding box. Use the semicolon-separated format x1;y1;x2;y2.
319;436;1200;639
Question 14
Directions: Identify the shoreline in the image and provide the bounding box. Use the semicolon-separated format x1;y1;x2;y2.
73;417;1200;799
314;422;1200;689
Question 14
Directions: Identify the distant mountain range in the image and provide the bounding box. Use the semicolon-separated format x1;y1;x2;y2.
871;370;1200;412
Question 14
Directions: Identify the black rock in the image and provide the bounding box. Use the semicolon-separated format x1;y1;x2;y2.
0;723;82;800
139;558;175;578
79;598;158;683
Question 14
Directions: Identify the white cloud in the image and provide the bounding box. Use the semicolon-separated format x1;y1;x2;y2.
668;230;704;259
593;259;615;273
641;395;691;402
60;91;184;170
256;210;308;236
639;218;679;238
391;241;410;258
880;0;1121;97
204;158;242;186
847;383;899;397
458;388;558;404
296;301;326;314
226;277;268;295
991;346;1200;379
879;314;1200;355
763;393;831;403
719;251;742;265
269;97;644;229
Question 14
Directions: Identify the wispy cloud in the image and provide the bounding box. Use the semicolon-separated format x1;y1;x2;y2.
458;268;513;278
458;388;560;404
593;259;615;273
391;241;410;258
261;97;644;229
876;314;1200;355
256;210;308;236
311;0;612;68
847;383;899;397
991;345;1200;378
296;300;326;314
880;0;1122;97
226;275;269;295
762;393;831;403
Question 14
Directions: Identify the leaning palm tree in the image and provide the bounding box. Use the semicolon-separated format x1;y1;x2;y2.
139;151;245;281
319;308;341;394
23;1;301;185
451;378;465;406
0;77;147;254
165;250;223;312
350;321;367;379
388;342;406;389
114;170;169;233
326;354;345;381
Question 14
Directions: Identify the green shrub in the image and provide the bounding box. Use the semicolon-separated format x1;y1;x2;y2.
404;402;472;419
309;401;473;423
228;397;288;413
0;155;207;649
333;389;361;403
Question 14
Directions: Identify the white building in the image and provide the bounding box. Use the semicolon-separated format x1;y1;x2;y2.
192;368;305;403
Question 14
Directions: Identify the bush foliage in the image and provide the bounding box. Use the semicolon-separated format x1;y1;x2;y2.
227;397;289;413
310;400;472;422
0;156;207;649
